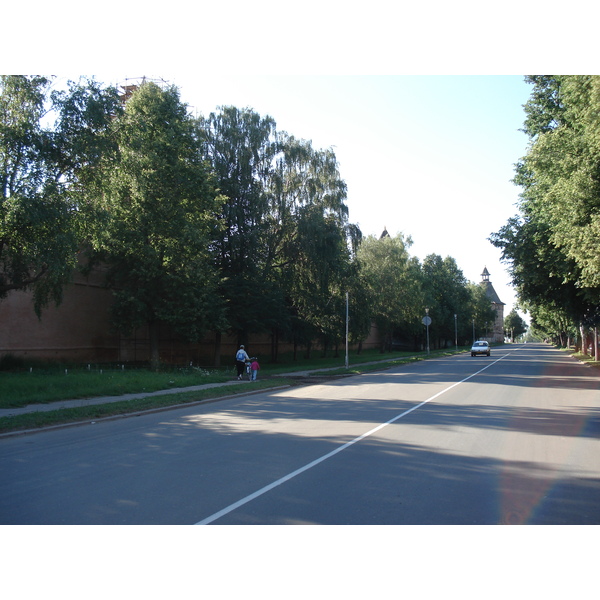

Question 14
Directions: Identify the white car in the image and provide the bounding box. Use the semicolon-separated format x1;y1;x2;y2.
471;341;490;356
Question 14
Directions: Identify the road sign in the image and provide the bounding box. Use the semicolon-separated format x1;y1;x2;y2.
422;316;432;326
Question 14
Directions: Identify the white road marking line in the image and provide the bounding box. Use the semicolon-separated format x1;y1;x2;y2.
195;353;512;524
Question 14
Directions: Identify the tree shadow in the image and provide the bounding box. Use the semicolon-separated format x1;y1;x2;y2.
211;436;600;525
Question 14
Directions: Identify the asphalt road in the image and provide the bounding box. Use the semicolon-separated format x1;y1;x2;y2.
1;343;599;524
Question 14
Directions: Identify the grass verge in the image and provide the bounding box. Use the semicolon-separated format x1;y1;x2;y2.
568;351;600;370
1;348;465;408
0;367;232;408
0;379;293;435
0;347;469;435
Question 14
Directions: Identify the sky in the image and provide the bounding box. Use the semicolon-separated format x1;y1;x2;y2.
44;73;532;318
7;0;597;325
168;74;532;318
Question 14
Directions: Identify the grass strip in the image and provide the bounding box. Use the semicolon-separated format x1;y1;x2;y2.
568;350;600;370
0;348;468;408
0;348;469;435
0;379;294;435
0;369;232;408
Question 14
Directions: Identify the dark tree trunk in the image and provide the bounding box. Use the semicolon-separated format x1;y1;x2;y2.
149;320;160;371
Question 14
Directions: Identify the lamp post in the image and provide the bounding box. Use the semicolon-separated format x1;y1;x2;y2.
454;314;457;351
345;291;349;370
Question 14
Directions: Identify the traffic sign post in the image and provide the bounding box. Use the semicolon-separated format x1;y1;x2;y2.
422;312;432;355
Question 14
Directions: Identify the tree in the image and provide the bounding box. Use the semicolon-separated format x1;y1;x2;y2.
272;137;358;357
199;106;287;349
200;112;360;359
200;106;277;276
528;303;576;347
289;204;354;356
1;75;121;315
357;232;423;352
491;75;600;349
1;76;67;313
535;76;600;292
420;254;472;348
504;309;527;342
88;82;224;369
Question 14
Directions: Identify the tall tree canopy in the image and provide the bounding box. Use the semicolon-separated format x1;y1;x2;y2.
504;308;528;342
87;82;225;368
357;232;423;351
275;137;358;354
491;75;600;344
2;76;499;366
420;254;477;346
0;75;117;314
199;107;359;356
199;106;286;345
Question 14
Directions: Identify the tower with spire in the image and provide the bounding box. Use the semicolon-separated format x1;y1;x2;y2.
480;267;505;343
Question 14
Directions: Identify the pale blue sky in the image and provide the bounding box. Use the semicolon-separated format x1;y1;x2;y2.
45;73;534;317
170;74;533;316
10;0;596;324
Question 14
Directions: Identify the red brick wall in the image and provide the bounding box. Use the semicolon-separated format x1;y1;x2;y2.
1;264;382;365
0;267;118;363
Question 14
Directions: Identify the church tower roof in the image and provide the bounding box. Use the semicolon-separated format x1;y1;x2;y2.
480;267;505;305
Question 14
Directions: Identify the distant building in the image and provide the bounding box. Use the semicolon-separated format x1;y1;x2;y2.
480;267;505;343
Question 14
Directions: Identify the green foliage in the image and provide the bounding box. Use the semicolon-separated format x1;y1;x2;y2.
421;254;474;344
491;75;600;339
269;135;357;352
200;106;277;275
86;82;226;368
199;108;358;353
1;76;121;315
504;308;528;341
199;106;286;341
521;75;565;137
2;75;500;366
357;233;423;350
467;282;497;337
528;303;577;346
50;78;122;183
1;76;74;313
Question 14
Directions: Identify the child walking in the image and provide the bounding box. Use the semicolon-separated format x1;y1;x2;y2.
250;357;260;381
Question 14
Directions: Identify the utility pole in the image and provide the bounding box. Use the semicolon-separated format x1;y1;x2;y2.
345;292;349;369
454;314;458;350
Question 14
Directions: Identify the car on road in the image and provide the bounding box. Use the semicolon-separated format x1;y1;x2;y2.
471;341;490;356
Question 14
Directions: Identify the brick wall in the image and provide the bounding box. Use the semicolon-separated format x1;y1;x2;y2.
1;264;382;365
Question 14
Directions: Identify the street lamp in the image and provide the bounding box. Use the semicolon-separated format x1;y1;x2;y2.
345;291;349;369
454;314;457;351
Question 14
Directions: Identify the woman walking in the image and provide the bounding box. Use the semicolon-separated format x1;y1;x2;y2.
235;345;250;380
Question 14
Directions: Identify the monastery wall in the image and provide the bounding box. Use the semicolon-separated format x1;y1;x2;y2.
1;263;381;366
